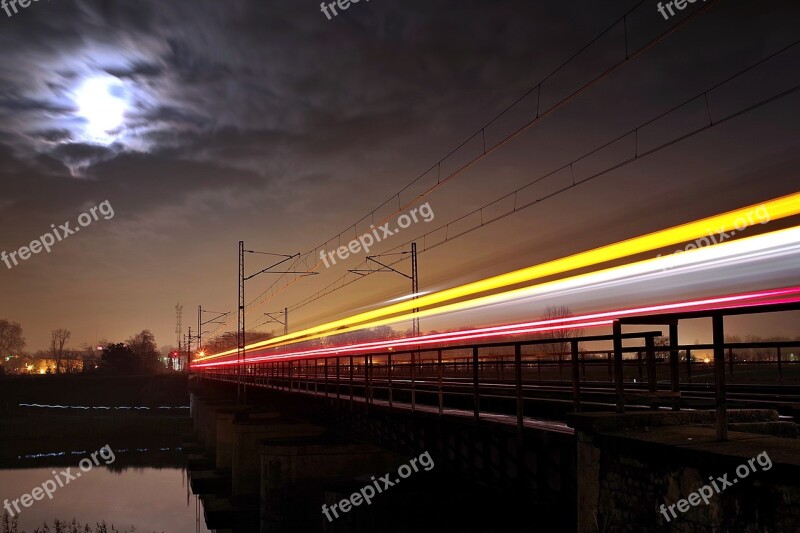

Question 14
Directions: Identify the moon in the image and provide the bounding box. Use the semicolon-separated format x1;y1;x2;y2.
75;76;127;143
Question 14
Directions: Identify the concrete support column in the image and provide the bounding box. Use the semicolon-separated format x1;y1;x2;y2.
232;418;325;499
261;436;404;532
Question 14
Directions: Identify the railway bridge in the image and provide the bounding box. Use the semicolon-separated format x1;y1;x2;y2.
188;300;800;532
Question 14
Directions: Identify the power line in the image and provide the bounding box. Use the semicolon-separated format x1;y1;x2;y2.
284;39;800;315
240;0;723;315
204;0;726;337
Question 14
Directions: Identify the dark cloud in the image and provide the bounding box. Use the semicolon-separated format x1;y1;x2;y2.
0;93;73;115
0;0;796;351
30;129;74;143
103;61;163;80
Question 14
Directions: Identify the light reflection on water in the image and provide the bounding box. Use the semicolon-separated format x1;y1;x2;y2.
16;447;182;460
0;467;210;533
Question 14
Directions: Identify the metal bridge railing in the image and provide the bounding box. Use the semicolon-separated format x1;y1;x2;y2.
195;301;800;442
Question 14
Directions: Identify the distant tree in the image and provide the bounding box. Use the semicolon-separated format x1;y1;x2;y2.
204;330;274;354
61;349;83;373
100;343;142;374
79;343;99;373
654;336;671;359
535;306;584;360
126;330;162;373
50;328;71;374
371;325;396;341
0;320;25;357
206;331;237;353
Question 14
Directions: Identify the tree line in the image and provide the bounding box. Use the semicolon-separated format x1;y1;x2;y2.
0;320;170;375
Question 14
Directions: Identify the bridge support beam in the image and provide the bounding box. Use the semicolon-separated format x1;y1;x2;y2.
613;321;624;413
669;321;680;410
472;346;480;424
232;417;326;498
216;408;280;472
261;436;404;532
713;313;727;441
571;340;580;413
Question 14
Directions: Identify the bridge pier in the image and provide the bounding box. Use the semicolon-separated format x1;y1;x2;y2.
261;435;405;532
231;416;325;498
198;399;236;451
569;410;800;531
189;379;577;531
216;408;280;472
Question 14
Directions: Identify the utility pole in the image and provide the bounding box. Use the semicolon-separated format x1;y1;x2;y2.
198;308;232;357
349;243;420;411
348;242;420;335
198;305;202;355
238;241;245;405
175;303;183;369
411;242;419;337
255;309;288;335
237;242;317;405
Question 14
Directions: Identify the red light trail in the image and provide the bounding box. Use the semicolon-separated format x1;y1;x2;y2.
193;286;800;368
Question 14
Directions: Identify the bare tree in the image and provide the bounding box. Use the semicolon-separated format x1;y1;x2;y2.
535;306;584;360
50;328;71;374
204;330;274;353
0;319;25;356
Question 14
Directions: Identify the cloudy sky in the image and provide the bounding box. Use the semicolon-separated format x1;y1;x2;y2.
0;0;798;352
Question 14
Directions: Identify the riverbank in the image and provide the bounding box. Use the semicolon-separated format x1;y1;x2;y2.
0;373;188;409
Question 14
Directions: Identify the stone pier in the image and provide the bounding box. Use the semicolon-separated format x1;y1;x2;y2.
568;410;800;532
261;435;406;532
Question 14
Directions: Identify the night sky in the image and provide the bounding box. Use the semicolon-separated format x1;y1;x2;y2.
1;0;798;352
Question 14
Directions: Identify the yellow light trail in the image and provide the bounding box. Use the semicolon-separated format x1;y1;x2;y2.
197;191;800;362
204;223;800;359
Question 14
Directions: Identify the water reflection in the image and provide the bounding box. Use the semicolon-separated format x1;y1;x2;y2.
0;467;210;533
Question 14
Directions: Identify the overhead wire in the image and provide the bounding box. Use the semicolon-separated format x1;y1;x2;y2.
236;0;724;317
284;39;800;314
204;0;727;340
